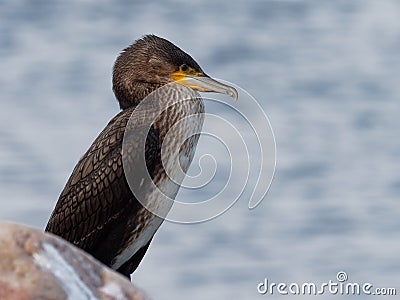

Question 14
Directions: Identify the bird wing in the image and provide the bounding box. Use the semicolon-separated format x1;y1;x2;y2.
45;107;160;264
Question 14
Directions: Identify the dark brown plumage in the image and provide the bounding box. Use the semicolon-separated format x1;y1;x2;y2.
45;34;237;279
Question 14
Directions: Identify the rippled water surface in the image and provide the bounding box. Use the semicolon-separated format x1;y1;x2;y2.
1;1;399;299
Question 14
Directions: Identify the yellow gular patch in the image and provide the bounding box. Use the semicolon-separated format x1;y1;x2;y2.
170;65;202;82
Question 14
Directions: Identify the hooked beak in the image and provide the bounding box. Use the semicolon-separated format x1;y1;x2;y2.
172;73;238;101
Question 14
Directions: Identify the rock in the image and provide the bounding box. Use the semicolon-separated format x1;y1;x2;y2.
0;221;150;300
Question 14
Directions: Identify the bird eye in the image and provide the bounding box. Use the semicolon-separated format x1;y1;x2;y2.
180;64;188;72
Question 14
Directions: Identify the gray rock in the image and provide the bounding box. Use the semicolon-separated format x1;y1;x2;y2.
0;221;150;300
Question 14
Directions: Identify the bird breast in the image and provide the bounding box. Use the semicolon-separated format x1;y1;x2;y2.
111;84;204;269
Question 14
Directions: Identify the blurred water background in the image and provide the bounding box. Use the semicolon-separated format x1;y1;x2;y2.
1;1;399;299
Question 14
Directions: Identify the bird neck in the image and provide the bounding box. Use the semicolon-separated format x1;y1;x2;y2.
115;81;165;110
146;84;205;143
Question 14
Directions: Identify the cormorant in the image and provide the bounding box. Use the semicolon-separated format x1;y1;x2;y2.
45;34;237;279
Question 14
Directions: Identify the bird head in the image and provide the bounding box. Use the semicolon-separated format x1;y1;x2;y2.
113;34;238;109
